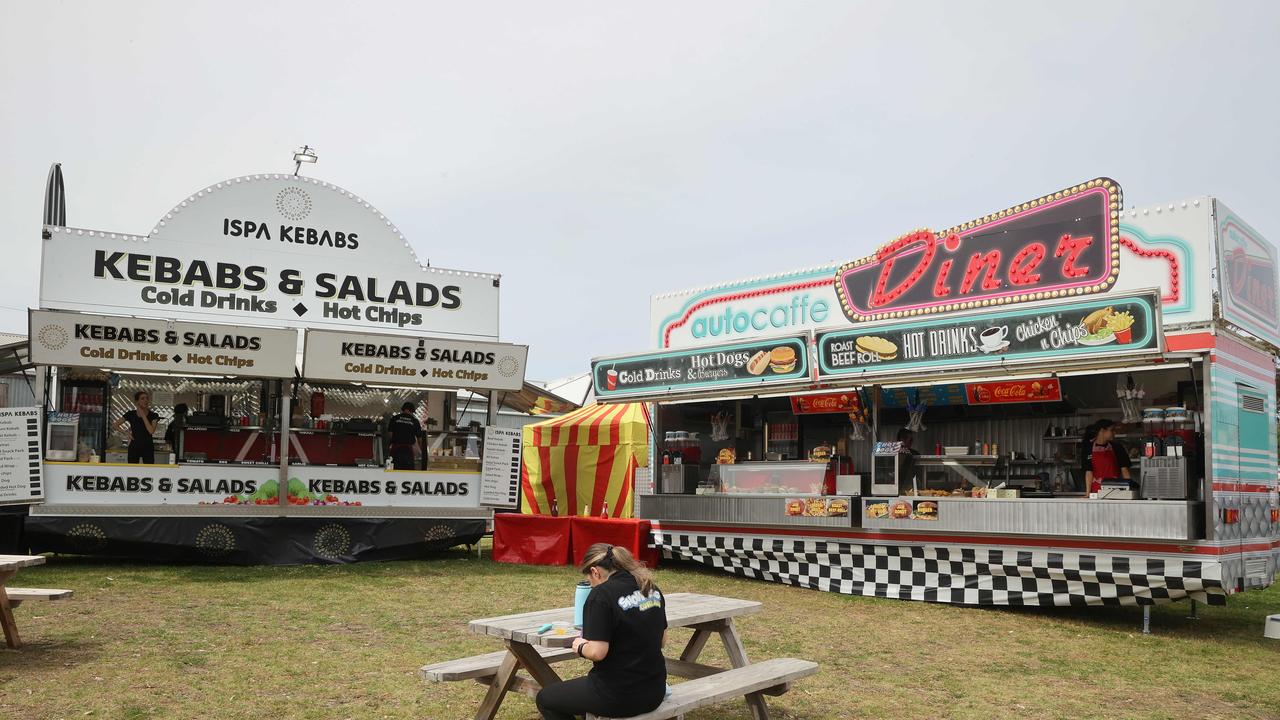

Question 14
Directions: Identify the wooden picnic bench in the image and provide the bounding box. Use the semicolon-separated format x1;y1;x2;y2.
424;592;817;720
0;554;73;649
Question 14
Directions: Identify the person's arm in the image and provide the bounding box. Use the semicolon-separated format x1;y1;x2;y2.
1115;442;1132;481
1081;441;1094;488
140;411;159;436
574;593;614;662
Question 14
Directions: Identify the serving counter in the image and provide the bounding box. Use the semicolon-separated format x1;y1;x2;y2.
638;493;854;528
861;497;1204;540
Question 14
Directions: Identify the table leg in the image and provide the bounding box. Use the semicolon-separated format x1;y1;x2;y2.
504;640;563;690
679;619;724;663
473;650;519;720
0;570;20;650
718;618;769;720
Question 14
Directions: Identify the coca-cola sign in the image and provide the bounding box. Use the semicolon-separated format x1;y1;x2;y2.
966;379;1062;405
790;392;862;415
836;179;1122;322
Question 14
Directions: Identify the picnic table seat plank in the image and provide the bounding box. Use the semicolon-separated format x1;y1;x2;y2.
586;658;819;720
422;645;577;682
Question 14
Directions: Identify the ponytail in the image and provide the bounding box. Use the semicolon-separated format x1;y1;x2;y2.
579;543;655;596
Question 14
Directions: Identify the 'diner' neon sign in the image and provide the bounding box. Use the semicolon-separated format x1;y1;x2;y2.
836;179;1122;322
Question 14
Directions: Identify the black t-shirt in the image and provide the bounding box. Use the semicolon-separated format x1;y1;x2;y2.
124;410;161;450
582;570;668;696
389;413;423;446
1080;439;1132;478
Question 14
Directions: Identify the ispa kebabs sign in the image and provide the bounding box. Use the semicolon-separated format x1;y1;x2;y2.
39;174;500;340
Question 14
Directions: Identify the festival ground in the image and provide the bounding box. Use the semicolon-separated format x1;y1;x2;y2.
3;545;1278;720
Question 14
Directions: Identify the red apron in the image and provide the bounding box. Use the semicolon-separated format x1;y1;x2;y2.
1090;443;1120;493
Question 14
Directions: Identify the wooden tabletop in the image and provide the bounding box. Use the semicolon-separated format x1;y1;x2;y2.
0;555;45;572
469;592;761;648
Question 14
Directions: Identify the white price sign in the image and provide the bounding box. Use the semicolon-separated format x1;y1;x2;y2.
0;408;43;505
479;426;522;508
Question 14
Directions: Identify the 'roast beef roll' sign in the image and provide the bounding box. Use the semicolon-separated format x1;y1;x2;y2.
836;179;1122;322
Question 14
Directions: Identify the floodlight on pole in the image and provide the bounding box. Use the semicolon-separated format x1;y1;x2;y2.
293;145;318;176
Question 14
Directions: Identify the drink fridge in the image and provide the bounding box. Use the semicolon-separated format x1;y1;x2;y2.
59;380;110;462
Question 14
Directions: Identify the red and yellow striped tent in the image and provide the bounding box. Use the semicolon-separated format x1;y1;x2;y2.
520;403;649;518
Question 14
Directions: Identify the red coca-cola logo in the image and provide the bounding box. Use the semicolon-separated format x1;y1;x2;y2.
967;379;1060;405
836;180;1122;321
791;392;861;415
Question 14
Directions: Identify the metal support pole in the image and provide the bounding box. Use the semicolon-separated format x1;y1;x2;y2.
1187;599;1198;620
1142;605;1151;635
278;379;292;513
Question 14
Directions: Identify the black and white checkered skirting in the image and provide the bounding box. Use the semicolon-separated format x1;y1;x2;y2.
655;531;1227;607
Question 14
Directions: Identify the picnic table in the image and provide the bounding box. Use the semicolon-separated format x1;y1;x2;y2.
0;554;48;649
433;592;809;720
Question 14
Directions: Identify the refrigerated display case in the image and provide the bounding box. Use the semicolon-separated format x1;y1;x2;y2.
59;380;109;462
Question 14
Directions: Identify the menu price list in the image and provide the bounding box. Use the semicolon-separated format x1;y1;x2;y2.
0;408;43;503
480;426;522;508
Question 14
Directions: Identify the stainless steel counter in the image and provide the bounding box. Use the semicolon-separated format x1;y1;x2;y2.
861;496;1204;540
637;493;854;527
637;493;1206;541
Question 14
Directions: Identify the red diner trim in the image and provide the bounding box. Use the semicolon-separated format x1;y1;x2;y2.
1164;332;1214;352
1213;482;1276;493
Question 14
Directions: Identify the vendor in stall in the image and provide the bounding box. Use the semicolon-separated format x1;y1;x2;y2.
388;402;426;470
115;390;161;465
1082;419;1132;494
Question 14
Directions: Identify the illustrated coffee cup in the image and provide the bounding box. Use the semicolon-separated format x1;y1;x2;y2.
606;369;618;391
979;325;1009;349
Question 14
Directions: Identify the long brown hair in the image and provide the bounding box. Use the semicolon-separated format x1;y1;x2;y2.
579;543;655;596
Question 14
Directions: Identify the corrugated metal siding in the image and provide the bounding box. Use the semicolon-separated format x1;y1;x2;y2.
0;376;38;408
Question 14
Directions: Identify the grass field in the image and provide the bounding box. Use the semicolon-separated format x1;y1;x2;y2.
2;547;1278;720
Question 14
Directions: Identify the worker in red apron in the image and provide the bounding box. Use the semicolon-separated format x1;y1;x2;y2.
1082;419;1131;494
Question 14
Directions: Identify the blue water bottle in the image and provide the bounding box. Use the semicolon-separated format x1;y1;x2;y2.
573;581;591;628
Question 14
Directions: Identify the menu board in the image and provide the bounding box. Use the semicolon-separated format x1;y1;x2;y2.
592;335;810;400
0;408;43;505
29;308;299;378
880;385;968;408
479;426;522;508
817;290;1161;379
302;329;528;391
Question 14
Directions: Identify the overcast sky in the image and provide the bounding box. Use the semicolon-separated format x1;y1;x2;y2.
2;1;1278;381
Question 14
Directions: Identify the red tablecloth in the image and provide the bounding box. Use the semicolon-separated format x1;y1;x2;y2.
570;517;659;568
493;514;572;566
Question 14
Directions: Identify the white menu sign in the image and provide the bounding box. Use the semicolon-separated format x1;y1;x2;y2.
0;408;43;505
302;329;528;391
479;426;522;508
28;309;299;378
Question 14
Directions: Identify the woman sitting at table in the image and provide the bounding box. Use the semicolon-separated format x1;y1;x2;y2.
536;543;668;720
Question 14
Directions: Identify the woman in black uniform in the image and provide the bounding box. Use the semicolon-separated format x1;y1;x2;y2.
536;543;668;720
115;391;161;464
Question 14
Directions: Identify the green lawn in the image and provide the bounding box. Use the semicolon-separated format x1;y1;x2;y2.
2;547;1278;720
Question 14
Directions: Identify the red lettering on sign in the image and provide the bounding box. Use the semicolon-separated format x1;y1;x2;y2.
1009;243;1046;286
961;250;1003;294
932;259;954;298
1054;234;1093;279
870;231;936;308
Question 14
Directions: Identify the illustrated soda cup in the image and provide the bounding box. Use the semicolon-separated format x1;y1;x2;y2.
606;368;618;390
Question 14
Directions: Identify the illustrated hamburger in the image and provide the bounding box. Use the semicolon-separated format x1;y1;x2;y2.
809;444;832;463
855;336;898;361
745;350;770;376
769;346;797;374
716;447;736;465
914;501;938;520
